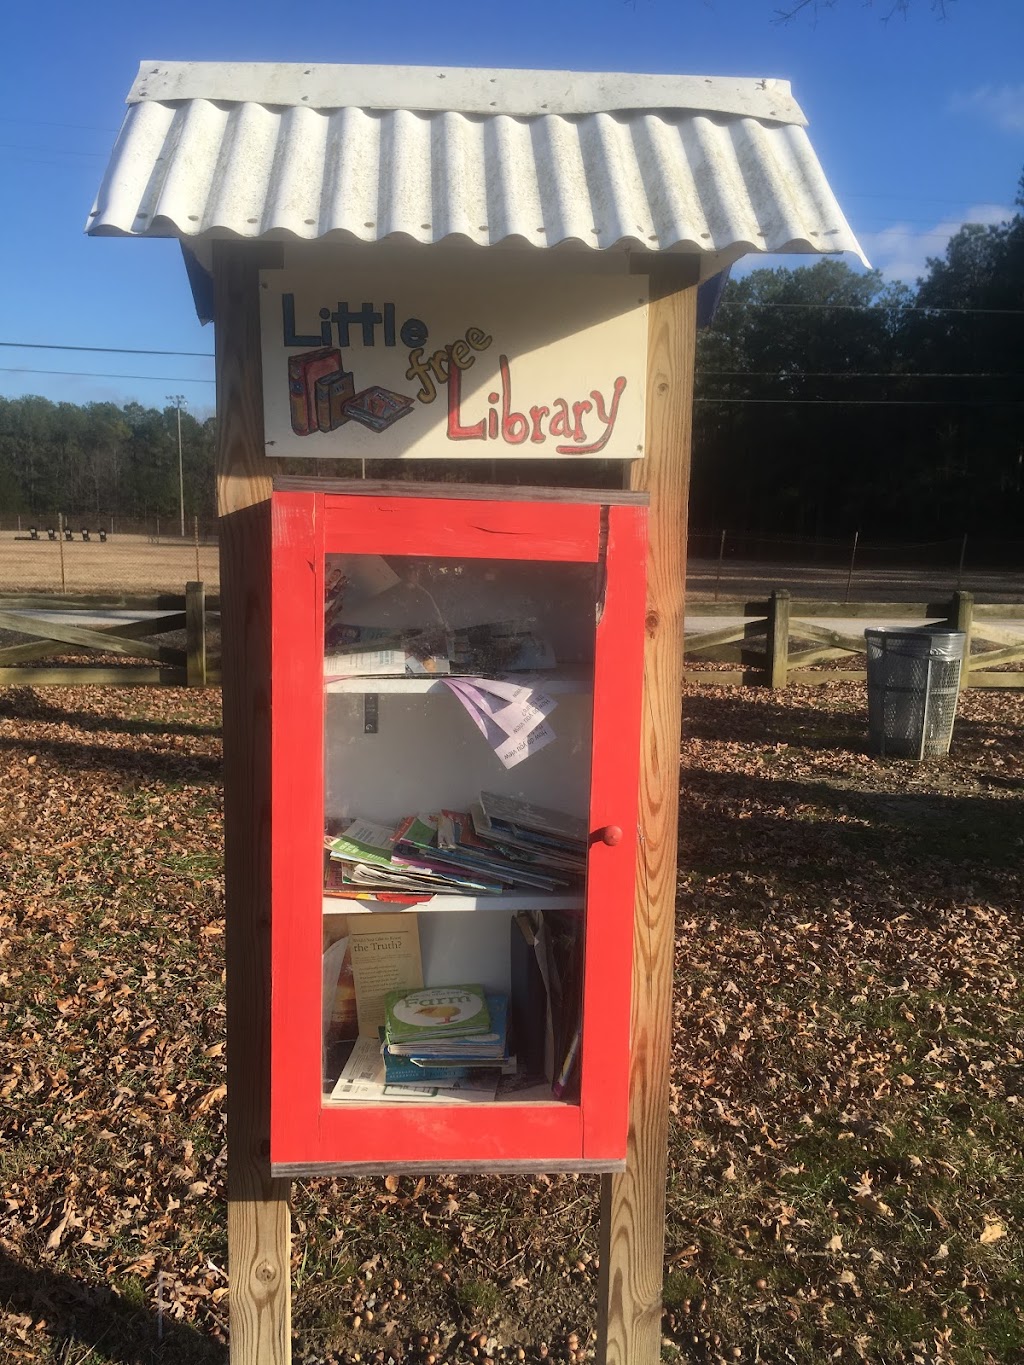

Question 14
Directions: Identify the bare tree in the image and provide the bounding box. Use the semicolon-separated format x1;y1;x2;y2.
775;0;955;21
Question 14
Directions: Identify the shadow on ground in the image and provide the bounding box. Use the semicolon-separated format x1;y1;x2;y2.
0;1249;225;1365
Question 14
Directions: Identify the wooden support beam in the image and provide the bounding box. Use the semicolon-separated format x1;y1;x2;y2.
0;666;187;687
767;590;791;690
0;613;187;666
787;620;870;656
685;599;769;617
785;646;860;668
186;581;208;687
965;644;1024;669
0;610;186;664
683;669;765;687
214;240;292;1365
597;256;698;1365
0;592;195;612
684;622;762;653
966;671;1024;687
969;625;1024;649
788;668;868;685
951;591;973;693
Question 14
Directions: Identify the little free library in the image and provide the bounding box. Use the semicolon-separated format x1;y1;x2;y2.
89;59;865;1365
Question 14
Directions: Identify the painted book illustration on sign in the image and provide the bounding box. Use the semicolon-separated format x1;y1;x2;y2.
342;386;414;432
315;369;356;432
288;347;343;436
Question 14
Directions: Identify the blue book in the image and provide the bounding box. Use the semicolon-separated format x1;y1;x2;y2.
379;1030;470;1083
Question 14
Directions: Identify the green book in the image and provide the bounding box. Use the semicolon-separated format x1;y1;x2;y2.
384;985;491;1045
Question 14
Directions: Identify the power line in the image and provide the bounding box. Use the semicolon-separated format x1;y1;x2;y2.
0;341;213;359
695;397;1023;407
0;143;107;159
716;301;1024;316
0;117;120;134
0;366;214;384
701;370;1021;379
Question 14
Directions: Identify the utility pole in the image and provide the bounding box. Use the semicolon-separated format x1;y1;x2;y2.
167;394;187;537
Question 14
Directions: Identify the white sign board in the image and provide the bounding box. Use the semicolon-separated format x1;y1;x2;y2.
260;260;647;460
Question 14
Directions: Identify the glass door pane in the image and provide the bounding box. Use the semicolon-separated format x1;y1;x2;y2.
319;552;597;1109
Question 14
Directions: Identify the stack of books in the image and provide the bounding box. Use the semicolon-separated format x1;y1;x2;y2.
324;620;556;679
324;793;587;902
382;985;511;1076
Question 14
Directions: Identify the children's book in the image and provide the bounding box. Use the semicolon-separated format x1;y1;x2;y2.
384;984;490;1045
385;991;508;1061
329;1037;498;1104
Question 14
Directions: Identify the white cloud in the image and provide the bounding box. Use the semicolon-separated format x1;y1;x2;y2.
951;84;1024;134
857;203;1013;284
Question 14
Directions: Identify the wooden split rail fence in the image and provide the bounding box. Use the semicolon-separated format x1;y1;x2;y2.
684;590;1024;690
0;583;219;688
1;585;1021;693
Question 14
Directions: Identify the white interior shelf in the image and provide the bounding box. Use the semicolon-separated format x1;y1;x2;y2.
323;892;585;915
324;671;591;696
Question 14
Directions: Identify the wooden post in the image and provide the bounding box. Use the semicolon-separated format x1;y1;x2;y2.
58;513;66;593
213;240;292;1365
596;257;698;1365
714;529;725;602
185;580;207;687
844;530;859;604
767;589;791;690
951;589;974;692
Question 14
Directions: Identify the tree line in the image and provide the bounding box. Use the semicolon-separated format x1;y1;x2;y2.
691;173;1024;554
1;173;1020;550
0;397;216;529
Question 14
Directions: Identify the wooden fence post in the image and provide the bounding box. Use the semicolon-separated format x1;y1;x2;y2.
951;590;974;692
185;581;207;687
597;257;698;1365
767;589;791;689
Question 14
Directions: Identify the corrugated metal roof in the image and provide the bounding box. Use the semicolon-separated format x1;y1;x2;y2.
88;61;867;277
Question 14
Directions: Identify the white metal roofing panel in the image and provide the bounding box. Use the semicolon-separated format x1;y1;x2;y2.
88;62;867;272
127;62;808;124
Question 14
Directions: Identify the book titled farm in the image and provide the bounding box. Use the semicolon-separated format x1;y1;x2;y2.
384;984;490;1046
348;914;423;1037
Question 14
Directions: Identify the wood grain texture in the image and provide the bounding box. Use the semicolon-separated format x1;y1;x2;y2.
322;495;601;561
767;590;791;690
274;475;649;506
215;241;285;519
0;609;184;663
185;581;207;687
214;241;292;1365
597;260;698;1365
952;591;973;692
966;671;1024;687
0;666;186;687
0;613;187;667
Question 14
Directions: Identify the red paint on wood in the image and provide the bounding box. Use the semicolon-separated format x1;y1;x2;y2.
323;497;600;561
268;491;646;1170
579;505;647;1159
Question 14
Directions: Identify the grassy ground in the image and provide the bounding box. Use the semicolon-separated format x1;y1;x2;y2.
0;680;1021;1364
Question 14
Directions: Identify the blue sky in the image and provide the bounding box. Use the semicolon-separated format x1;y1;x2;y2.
2;0;1022;420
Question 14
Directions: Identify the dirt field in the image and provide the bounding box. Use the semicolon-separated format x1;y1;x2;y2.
0;533;221;595
3;531;1022;605
688;556;1024;604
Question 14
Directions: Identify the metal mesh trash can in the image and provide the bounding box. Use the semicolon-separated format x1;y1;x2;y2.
864;628;966;759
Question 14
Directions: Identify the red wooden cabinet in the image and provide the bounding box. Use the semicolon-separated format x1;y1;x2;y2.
269;487;647;1174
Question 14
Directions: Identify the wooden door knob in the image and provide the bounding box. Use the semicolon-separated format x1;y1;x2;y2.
599;825;623;846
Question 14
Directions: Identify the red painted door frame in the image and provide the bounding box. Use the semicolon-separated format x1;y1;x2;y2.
269;490;646;1172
